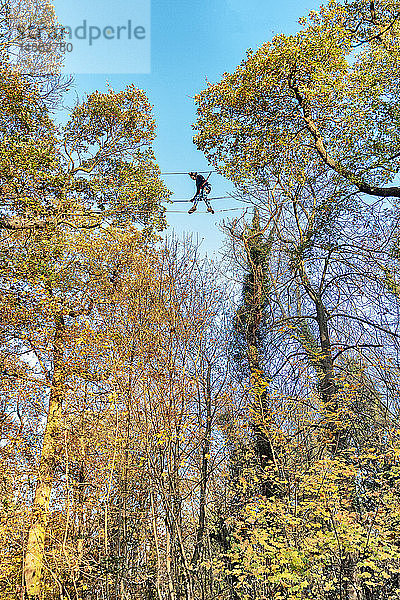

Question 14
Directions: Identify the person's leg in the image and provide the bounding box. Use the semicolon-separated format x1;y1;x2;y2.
203;194;214;214
188;194;200;214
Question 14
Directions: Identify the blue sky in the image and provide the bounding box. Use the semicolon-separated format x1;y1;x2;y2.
53;0;320;256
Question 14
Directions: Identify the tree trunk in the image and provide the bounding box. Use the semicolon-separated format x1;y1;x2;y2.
192;362;212;568
296;256;344;452
24;311;65;597
314;299;346;452
241;210;275;494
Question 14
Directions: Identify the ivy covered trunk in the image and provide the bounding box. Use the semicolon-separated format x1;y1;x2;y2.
238;209;275;493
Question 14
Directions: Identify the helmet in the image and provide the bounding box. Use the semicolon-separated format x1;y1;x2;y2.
188;171;197;177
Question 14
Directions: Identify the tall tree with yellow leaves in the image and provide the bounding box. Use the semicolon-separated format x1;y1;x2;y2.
0;55;168;595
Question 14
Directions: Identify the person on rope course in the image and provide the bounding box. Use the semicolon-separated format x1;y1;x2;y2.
188;172;214;214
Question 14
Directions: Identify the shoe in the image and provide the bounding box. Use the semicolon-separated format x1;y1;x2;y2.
188;206;196;214
207;207;215;214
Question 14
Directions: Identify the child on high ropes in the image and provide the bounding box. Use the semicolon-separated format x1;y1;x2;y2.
188;172;214;214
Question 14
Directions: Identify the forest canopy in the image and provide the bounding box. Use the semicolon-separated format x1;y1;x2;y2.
3;1;400;600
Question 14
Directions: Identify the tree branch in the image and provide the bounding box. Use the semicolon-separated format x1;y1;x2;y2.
288;76;400;198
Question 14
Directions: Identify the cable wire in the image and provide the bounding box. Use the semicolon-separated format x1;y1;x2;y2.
165;207;243;214
161;195;233;203
161;170;218;175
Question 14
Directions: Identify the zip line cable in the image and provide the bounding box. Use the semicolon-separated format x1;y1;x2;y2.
37;198;244;217
161;195;236;203
165;207;243;214
4;172;248;218
25;201;246;218
160;170;218;175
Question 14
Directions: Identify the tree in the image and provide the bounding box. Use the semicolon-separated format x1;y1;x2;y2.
194;0;400;199
192;4;400;596
0;54;169;595
228;208;278;495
